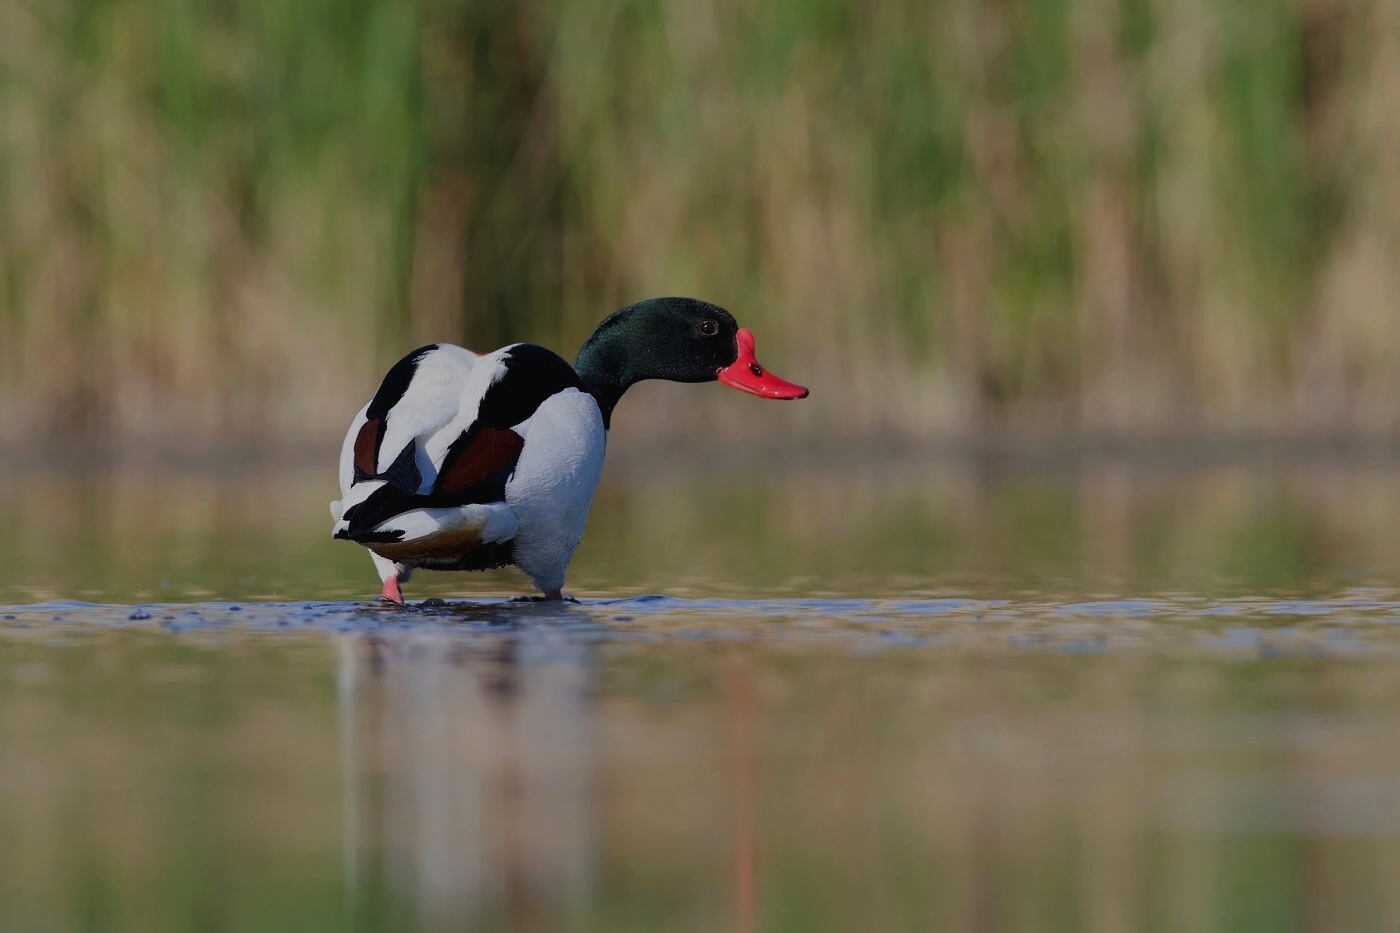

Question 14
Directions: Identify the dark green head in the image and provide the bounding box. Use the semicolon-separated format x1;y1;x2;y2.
574;297;808;427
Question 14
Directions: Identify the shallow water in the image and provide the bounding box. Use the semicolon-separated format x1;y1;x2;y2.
7;453;1400;930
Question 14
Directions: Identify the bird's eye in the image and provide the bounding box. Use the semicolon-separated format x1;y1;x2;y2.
699;320;719;337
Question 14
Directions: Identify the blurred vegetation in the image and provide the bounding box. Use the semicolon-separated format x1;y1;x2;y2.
1;0;1398;444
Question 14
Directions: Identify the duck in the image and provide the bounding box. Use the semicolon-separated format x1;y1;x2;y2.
330;297;808;603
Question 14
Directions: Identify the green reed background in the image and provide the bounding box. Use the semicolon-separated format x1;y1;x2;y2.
1;0;1397;446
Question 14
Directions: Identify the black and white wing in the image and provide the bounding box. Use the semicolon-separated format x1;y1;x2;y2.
330;342;589;567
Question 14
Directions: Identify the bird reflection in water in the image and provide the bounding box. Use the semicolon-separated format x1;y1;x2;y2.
335;604;596;929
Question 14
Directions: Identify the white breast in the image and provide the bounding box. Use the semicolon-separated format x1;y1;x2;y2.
504;388;608;594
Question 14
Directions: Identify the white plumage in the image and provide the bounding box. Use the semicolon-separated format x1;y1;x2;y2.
506;388;607;594
331;344;605;600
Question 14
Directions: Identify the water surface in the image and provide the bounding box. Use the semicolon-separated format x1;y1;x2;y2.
5;453;1400;930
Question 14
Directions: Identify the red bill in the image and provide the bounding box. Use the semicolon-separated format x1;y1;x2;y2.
716;329;809;400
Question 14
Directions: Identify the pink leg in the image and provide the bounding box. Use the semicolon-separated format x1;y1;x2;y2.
379;575;404;604
542;589;564;601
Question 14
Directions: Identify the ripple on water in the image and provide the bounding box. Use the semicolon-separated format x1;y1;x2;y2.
0;592;1399;657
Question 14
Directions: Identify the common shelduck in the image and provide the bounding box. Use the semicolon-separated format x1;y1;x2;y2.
330;297;808;603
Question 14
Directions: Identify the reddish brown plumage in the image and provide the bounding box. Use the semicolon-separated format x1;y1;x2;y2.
437;427;525;494
353;417;382;477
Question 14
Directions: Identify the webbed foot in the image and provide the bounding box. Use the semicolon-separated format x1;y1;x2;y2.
511;592;579;604
378;576;405;605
